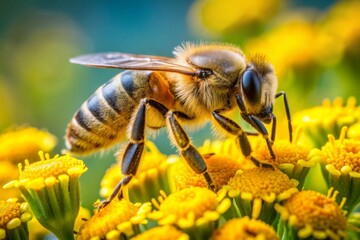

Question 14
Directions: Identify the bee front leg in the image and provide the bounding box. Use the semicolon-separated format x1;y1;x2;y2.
212;111;274;169
275;91;292;143
235;95;276;160
166;111;216;191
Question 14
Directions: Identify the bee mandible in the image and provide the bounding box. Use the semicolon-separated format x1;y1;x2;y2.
65;42;292;206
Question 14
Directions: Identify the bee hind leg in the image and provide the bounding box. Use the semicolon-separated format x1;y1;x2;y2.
212;111;274;169
99;100;148;209
99;175;133;208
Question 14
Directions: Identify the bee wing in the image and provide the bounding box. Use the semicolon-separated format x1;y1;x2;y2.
70;52;196;76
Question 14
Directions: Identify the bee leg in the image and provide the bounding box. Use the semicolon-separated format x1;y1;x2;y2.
100;100;148;209
275;91;292;143
212;111;274;169
100;175;133;207
235;95;276;160
270;114;277;143
166;110;216;191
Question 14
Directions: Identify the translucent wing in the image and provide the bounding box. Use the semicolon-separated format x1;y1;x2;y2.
70;52;196;75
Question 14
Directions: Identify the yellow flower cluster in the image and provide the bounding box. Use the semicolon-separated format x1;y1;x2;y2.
3;152;87;240
275;189;347;239
213;216;278;240
77;198;150;239
293;97;360;148
3;95;360;239
0;199;32;240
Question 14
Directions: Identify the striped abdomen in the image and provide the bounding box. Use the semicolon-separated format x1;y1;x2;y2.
65;70;152;154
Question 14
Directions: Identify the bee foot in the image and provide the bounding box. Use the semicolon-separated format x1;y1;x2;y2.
250;156;274;169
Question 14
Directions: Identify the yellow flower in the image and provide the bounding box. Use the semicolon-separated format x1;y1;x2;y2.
321;1;360;53
131;225;189;240
224;167;298;224
322;127;360;172
18;152;87;184
251;137;317;188
171;153;241;190
77;198;150;240
228;168;296;199
149;187;230;239
198;139;253;167
100;164;122;199
0;162;21;199
0;199;32;240
101;141;173;203
318;126;360;212
245;17;321;78
169;139;254;190
293;97;360;148
275;189;347;239
74;206;91;234
0;126;57;164
212;216;278;240
4;152;87;240
189;0;283;36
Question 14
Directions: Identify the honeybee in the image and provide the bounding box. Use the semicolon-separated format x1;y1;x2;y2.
66;42;292;205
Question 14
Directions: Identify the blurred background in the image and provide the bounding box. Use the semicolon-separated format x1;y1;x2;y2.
1;0;359;209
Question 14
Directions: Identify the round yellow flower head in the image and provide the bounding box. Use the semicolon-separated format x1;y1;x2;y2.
293;97;360;148
172;154;241;190
198;139;242;157
228;168;297;199
131;225;189;240
19;152;87;186
276;190;347;239
212;216;278;240
322;126;360;172
252;139;310;166
198;139;253;168
318;126;360;212
150;187;230;239
250;136;317;188
77;198;147;240
101;141;172;203
0;126;57;164
0;199;32;240
4;152;87;240
225;168;298;223
158;187;218;220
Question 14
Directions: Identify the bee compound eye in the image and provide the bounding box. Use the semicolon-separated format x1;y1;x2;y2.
242;69;261;105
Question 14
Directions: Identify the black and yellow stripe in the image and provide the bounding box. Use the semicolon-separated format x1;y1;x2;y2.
65;70;152;154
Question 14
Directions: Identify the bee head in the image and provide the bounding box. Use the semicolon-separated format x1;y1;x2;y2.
240;54;278;123
175;43;247;90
